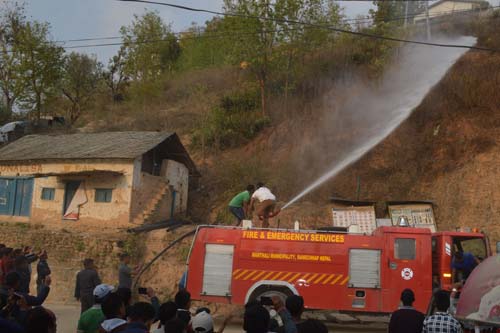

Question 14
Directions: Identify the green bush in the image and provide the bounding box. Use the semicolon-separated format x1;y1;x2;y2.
192;89;270;150
215;207;235;225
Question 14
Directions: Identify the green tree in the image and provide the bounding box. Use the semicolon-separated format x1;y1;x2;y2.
222;0;278;116
61;52;102;125
177;19;231;70
370;0;404;26
370;1;426;27
221;0;342;115
102;46;129;102
0;2;26;116
17;21;64;121
120;10;180;83
274;0;343;105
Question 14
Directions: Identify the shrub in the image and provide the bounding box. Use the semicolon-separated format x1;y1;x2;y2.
192;89;270;150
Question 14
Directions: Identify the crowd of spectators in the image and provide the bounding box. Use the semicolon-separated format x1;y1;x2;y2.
0;243;53;332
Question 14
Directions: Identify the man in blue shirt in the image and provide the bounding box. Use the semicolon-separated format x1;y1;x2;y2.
452;251;480;284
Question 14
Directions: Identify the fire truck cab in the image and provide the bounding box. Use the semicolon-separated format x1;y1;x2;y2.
185;225;490;314
433;231;490;290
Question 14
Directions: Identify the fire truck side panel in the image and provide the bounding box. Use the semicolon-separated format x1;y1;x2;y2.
236;232;384;312
186;227;238;304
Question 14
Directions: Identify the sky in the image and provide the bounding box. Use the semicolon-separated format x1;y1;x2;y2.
21;0;499;63
22;0;374;63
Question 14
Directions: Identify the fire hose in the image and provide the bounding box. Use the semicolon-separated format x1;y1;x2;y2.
133;228;196;288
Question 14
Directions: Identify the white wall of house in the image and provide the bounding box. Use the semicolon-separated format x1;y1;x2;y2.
414;1;477;22
160;159;189;213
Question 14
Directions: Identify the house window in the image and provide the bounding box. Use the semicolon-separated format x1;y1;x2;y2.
41;188;55;201
95;189;113;203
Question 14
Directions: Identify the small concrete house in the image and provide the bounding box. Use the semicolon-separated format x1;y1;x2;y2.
414;0;488;22
0;132;198;230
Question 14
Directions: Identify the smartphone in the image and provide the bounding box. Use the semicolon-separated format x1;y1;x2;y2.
260;296;273;306
138;287;148;295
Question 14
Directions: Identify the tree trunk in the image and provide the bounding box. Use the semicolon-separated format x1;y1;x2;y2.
4;92;14;118
284;49;293;112
70;102;81;126
36;93;42;122
259;72;266;117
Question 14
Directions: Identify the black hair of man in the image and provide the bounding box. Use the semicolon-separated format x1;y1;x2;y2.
195;307;211;315
434;290;451;312
128;302;155;323
0;244;5;249
102;292;125;319
243;303;270;333
83;258;94;269
14;255;28;268
25;307;56;333
159;301;178;325
5;271;21;288
286;295;305;318
119;253;130;261
2;247;13;256
246;185;255;193
244;300;259;309
116;287;132;307
175;290;191;309
256;182;264;188
401;289;415;306
298;319;328;333
164;318;186;333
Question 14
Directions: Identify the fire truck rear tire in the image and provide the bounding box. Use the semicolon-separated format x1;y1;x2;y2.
248;285;295;304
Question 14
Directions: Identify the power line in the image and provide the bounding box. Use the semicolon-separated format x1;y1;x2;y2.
3;3;498;54
43;5;499;47
61;27;305;50
115;0;500;52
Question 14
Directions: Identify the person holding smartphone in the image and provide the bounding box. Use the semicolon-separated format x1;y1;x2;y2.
118;254;142;291
0;271;51;324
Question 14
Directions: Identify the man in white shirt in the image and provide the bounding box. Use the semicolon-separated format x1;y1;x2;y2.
250;182;280;228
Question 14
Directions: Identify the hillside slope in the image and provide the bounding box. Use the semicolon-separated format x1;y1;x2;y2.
331;46;500;237
193;18;500;241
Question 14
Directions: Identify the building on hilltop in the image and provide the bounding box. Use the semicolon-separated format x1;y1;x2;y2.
413;0;489;23
0;131;199;230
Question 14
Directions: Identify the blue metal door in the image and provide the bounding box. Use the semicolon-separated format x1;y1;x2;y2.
14;178;33;216
0;177;33;217
0;178;15;215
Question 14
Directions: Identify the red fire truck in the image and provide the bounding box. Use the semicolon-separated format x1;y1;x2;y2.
185;225;491;314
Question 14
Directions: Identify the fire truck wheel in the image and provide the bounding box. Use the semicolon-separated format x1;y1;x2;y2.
249;285;294;304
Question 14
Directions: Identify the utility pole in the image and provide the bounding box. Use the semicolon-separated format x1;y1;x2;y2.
404;0;409;27
425;0;431;40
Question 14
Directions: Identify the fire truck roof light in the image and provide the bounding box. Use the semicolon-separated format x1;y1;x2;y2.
443;273;452;278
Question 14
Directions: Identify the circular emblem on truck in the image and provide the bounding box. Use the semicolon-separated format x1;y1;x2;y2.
401;268;414;280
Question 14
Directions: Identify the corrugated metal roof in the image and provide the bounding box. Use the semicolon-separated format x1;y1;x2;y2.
0;131;174;161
